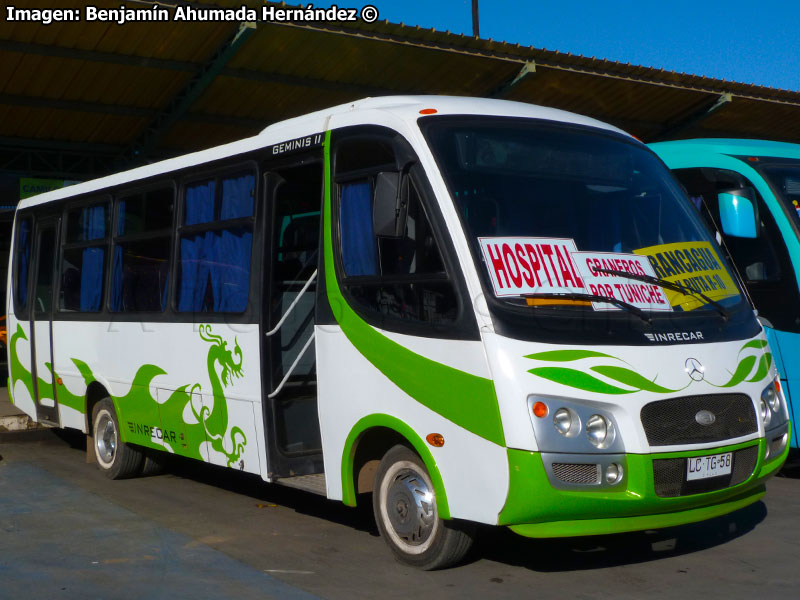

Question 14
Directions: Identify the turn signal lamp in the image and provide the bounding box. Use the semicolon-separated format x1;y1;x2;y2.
532;401;549;418
426;433;445;447
419;108;438;115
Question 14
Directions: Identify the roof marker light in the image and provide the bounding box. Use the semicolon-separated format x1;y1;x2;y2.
419;108;438;115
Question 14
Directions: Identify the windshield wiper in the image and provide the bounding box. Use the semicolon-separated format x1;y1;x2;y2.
594;268;730;321
522;292;651;325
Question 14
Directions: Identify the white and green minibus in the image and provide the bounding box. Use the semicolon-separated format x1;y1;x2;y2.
6;96;790;569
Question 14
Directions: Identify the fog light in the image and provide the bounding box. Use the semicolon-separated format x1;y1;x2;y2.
553;408;580;437
605;463;622;484
586;414;609;446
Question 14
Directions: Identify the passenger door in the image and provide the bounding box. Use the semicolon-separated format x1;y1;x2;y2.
30;217;60;424
262;158;324;478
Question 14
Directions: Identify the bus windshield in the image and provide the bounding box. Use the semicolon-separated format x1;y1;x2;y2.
760;160;800;226
421;117;746;325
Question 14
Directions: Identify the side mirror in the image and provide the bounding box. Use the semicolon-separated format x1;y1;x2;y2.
718;188;758;239
373;172;408;238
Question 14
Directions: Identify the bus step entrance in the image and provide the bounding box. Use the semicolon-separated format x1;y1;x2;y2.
274;473;326;496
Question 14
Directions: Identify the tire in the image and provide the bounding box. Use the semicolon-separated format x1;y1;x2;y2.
140;453;166;477
373;444;474;570
92;398;144;479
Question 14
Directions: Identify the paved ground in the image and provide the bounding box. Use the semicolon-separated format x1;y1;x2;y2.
0;386;41;433
1;429;799;600
0;386;17;417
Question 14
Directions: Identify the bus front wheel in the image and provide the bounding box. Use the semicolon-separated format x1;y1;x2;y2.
372;444;474;570
92;399;143;479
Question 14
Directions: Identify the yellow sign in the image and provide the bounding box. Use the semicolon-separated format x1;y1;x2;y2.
633;241;739;311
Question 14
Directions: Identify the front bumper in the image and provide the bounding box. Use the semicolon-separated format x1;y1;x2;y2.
499;422;790;538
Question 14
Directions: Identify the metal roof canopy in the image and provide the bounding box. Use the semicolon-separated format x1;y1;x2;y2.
3;0;800;180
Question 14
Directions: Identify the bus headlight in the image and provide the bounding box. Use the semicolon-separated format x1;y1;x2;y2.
528;396;624;454
553;408;580;438
761;378;786;427
763;383;780;413
586;414;614;448
759;397;771;428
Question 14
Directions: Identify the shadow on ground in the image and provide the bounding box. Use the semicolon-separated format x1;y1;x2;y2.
50;428;378;534
45;428;769;572
468;499;766;571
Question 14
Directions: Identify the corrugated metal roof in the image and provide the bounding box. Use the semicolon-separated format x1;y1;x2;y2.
2;0;800;179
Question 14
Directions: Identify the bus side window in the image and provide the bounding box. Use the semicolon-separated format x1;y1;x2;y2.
335;134;457;327
60;201;110;313
13;216;33;317
672;168;782;282
177;172;255;314
111;187;174;313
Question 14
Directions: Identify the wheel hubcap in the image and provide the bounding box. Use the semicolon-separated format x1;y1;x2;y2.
385;468;435;547
96;415;116;465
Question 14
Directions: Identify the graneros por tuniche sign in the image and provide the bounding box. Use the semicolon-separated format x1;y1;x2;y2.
571;251;672;311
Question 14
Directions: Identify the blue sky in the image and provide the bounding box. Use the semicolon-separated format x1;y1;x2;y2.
327;0;799;91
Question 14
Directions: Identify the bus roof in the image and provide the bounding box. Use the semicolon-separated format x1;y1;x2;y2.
17;95;628;210
650;138;800;161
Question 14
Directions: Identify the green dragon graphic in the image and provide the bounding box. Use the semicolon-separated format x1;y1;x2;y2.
524;340;772;395
8;323;247;468
189;324;247;467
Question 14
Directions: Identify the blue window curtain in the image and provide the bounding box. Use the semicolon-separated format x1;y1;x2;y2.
178;232;210;312
179;182;215;311
179;229;252;312
117;201;127;236
185;181;215;225
215;229;252;312
340;182;377;276
80;247;104;311
82;205;106;240
16;218;32;310
220;174;254;219
178;177;253;313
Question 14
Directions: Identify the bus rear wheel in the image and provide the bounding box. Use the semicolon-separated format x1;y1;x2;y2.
92;398;143;479
372;444;474;570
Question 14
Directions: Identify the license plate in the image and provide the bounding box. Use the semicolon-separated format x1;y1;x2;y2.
686;452;733;481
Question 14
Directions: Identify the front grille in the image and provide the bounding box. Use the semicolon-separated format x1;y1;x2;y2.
641;394;757;446
653;445;758;497
552;462;600;484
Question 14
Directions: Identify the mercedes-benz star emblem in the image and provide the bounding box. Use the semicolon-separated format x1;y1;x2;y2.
685;358;705;382
695;410;717;426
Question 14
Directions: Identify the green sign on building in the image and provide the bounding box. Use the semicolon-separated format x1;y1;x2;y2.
19;178;81;200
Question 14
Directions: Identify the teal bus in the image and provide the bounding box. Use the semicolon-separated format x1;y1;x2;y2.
651;138;800;452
